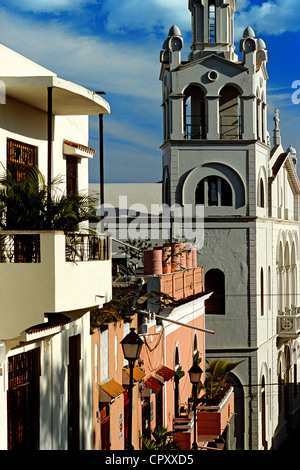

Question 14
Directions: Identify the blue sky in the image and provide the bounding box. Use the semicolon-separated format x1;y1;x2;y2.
0;0;299;183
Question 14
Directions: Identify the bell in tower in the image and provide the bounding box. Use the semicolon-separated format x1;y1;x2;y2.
188;0;238;61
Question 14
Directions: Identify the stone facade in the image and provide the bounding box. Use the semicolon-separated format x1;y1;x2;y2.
159;0;300;450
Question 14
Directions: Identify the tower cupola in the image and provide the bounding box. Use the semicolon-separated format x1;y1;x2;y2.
188;0;237;61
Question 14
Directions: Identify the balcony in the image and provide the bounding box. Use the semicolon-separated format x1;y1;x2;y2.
277;308;300;339
196;386;235;441
0;231;112;340
184;115;207;140
220;115;243;140
173;387;235;449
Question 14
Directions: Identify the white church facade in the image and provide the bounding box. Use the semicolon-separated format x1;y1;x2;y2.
158;0;300;450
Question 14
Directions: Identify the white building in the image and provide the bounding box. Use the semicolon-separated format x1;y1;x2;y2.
158;0;300;450
0;44;112;450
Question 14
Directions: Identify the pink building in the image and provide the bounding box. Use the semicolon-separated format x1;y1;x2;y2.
92;243;235;450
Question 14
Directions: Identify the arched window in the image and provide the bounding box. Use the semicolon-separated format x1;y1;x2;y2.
174;343;180;369
193;332;198;354
205;268;225;314
163;166;171;206
184;85;206;139
208;1;216;43
260;267;264;315
195;176;232;206
219;86;242;140
268;266;271;310
259;178;265;208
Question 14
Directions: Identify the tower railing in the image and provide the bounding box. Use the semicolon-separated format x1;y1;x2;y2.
220;115;243;140
184;115;207;140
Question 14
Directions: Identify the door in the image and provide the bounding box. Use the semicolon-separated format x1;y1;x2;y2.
7;348;40;450
68;335;81;450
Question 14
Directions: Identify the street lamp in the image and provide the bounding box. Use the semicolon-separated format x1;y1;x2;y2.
188;362;203;451
121;328;144;450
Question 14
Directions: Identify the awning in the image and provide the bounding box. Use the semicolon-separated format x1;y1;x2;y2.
123;366;146;385
155;365;176;382
143;376;163;393
99;379;125;403
63;140;96;159
1;75;110;116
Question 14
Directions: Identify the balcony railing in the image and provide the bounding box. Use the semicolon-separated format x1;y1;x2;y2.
0;232;110;263
0;233;40;263
220;115;243;140
0;230;112;341
65;233;110;262
277;308;300;339
184;115;206;140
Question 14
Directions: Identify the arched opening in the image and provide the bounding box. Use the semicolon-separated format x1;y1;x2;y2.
227;373;245;450
261;375;267;450
219;86;242;140
184;85;206;139
208;1;216;43
284;242;290;310
260;267;264;315
195;176;232;207
291;242;297;308
205;268;225;314
259;178;265;208
174;344;181;418
268;266;271;310
163;166;171;206
193;332;198;354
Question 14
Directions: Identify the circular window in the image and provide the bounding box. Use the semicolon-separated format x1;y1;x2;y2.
208;70;219;82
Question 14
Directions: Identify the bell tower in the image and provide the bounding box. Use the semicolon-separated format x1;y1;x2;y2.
188;0;237;61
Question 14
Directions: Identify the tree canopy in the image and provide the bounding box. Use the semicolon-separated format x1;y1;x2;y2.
0;165;99;231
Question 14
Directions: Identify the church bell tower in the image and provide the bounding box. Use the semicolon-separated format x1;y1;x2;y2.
188;0;237;61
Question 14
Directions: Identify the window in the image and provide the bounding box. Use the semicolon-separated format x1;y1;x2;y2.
259;178;265;208
7;348;40;450
205;269;225;314
260;268;264;315
7;138;38;181
208;2;216;43
219;86;242;140
184;85;206;139
195;176;232;207
66;155;78;195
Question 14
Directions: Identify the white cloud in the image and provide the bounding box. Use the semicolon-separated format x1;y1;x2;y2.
0;7;161;100
235;0;300;37
101;0;190;36
1;0;95;13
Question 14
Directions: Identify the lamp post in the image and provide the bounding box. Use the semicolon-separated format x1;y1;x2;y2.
121;328;144;450
188;362;203;451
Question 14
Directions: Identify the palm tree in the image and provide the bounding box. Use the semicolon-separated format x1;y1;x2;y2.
204;359;243;401
0;165;99;231
141;426;180;450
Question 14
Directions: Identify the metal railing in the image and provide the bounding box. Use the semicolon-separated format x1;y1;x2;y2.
220;115;243;140
0;234;40;263
65;233;110;262
0;232;111;263
184;115;207;140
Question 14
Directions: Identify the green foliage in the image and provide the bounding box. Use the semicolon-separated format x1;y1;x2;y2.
118;238;152;266
0;165;99;231
141;426;180;450
204;359;243;400
90;286;137;330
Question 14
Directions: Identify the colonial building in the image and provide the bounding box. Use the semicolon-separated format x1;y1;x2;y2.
159;0;300;450
0;44;112;450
